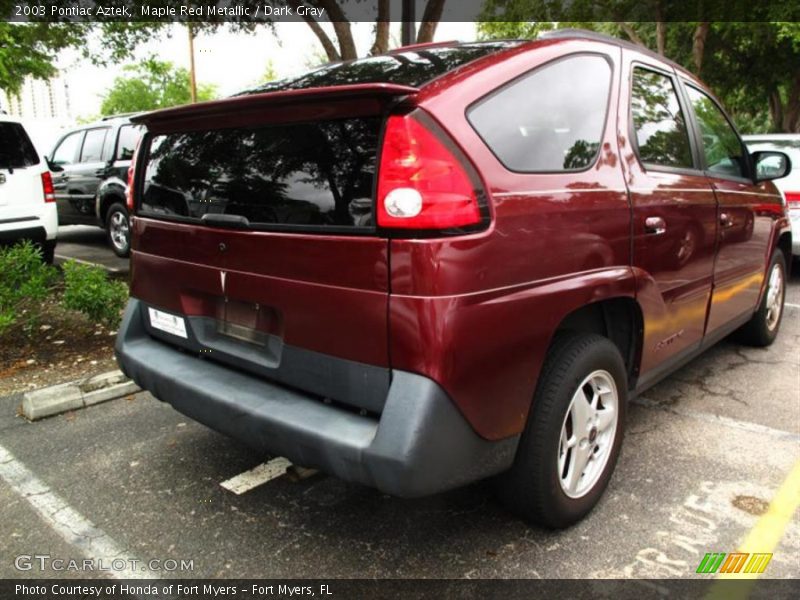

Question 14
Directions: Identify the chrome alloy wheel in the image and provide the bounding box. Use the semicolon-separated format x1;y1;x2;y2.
558;370;619;498
765;263;784;331
109;211;129;252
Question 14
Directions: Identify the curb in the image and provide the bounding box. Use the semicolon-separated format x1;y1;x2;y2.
21;370;140;421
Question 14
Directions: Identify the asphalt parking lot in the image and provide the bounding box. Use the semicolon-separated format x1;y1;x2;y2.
0;256;798;580
54;226;129;274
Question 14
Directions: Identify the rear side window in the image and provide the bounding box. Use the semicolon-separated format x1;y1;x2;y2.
80;128;108;163
116;125;142;161
141;118;380;230
0;122;40;168
685;86;746;179
467;55;612;172
631;68;694;169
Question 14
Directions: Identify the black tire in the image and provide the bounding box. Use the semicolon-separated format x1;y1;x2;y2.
736;249;786;347
105;202;131;258
39;240;56;264
497;332;627;529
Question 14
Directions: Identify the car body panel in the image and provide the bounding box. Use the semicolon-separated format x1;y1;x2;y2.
0;115;58;242
116;34;791;494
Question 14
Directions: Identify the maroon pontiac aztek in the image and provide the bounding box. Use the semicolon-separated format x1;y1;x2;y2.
116;30;792;528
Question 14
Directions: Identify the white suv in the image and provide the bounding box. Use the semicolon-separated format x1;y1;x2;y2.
744;134;800;257
0;114;58;262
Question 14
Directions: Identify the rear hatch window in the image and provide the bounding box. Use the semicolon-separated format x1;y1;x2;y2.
141;118;380;231
0;122;40;169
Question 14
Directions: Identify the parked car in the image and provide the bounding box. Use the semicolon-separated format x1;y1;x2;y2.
115;31;792;528
48;115;142;257
743;134;800;257
0;113;58;262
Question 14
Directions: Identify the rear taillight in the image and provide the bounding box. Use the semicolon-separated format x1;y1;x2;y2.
377;114;484;230
786;191;800;209
41;172;55;203
126;138;143;212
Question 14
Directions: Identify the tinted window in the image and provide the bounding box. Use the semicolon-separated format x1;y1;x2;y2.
116;124;142;161
245;42;522;93
631;69;694;169
52;131;83;165
142;118;380;230
468;55;612;172
686;86;746;178
0;122;40;168
80;128;108;163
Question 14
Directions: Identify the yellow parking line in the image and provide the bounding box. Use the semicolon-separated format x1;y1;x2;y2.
706;459;800;598
724;459;800;578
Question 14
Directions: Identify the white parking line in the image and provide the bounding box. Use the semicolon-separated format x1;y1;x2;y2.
633;397;800;442
220;457;292;495
0;443;155;579
784;302;800;309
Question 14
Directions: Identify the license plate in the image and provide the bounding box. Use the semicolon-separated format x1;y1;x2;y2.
148;307;187;339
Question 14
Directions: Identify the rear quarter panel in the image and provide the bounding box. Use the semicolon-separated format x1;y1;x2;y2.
392;40;636;440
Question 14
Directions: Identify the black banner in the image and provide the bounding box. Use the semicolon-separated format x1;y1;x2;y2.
2;0;799;23
4;579;800;600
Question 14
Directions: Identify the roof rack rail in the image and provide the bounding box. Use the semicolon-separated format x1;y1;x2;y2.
539;28;688;74
100;112;138;121
539;28;624;45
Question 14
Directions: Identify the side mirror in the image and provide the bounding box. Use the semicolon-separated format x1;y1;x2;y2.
46;156;64;172
752;150;791;183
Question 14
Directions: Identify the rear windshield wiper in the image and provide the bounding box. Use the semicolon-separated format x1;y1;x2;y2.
200;214;251;229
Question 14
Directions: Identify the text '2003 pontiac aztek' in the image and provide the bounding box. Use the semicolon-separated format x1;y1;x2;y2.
116;31;792;528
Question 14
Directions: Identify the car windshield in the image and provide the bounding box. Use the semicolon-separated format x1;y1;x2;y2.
241;41;523;94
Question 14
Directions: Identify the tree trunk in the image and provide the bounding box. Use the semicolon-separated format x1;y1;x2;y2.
768;89;784;133
417;0;446;43
782;71;800;132
290;0;340;61
370;0;390;55
656;22;666;55
692;22;710;75
619;23;646;48
317;0;357;60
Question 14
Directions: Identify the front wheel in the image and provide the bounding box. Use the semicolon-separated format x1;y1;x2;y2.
497;332;627;528
105;202;131;258
736;249;786;347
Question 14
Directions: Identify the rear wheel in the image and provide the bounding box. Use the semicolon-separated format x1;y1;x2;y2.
737;250;786;347
38;240;56;264
105;202;130;258
497;332;627;528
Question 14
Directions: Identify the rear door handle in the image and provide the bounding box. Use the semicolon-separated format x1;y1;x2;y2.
645;216;666;235
720;212;733;228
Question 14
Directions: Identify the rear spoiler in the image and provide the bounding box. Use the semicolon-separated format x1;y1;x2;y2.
131;83;420;126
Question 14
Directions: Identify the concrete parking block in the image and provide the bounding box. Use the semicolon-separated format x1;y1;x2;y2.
21;382;83;421
20;370;139;421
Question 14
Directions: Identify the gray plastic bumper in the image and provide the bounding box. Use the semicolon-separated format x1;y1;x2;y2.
115;299;519;497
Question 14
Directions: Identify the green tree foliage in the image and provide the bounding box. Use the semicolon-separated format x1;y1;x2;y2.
0;22;85;95
100;58;217;115
1;0;449;99
478;10;800;133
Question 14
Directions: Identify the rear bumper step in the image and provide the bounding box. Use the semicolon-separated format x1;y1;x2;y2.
115;299;518;497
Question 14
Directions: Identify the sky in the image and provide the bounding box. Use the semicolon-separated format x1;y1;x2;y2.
59;21;478;121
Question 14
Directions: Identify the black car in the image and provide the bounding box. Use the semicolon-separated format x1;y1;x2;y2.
49;115;142;256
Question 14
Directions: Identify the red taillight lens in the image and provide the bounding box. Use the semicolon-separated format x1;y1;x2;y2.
41;171;55;203
377;114;482;230
785;191;800;209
